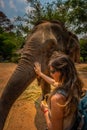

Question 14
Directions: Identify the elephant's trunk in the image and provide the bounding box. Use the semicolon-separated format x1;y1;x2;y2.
0;60;36;130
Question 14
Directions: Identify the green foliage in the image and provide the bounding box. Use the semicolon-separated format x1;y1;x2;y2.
15;0;87;36
15;0;68;33
64;0;87;34
80;57;84;62
10;53;21;63
30;0;68;23
80;39;87;62
0;12;24;62
0;30;24;62
0;11;14;31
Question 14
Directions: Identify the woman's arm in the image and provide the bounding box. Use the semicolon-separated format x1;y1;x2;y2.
41;94;66;130
43;110;52;130
38;72;58;87
40;101;52;130
34;62;58;87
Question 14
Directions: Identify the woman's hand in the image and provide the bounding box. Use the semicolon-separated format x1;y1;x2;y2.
40;100;48;113
34;62;42;76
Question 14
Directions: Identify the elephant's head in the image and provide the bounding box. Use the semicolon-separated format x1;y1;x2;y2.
0;20;80;130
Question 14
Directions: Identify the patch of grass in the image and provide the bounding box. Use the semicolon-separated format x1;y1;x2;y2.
18;79;42;102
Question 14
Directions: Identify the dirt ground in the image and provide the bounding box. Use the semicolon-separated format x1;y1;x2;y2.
0;63;87;130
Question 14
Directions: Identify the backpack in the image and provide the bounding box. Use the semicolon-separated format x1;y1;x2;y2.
72;91;87;130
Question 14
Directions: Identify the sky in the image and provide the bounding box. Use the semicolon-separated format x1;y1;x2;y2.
0;0;56;22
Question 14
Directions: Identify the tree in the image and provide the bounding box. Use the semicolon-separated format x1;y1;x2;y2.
14;0;87;38
80;39;87;62
0;32;16;60
0;29;24;62
0;11;14;32
15;0;67;33
0;11;25;62
64;0;87;34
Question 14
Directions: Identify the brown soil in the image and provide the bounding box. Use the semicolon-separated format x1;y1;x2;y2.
0;63;87;130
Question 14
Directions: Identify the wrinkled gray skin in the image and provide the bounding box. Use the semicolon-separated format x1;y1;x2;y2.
0;20;80;130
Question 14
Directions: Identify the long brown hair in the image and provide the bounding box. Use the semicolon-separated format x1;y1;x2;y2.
49;53;83;106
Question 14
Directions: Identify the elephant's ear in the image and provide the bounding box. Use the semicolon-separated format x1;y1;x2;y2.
42;39;58;56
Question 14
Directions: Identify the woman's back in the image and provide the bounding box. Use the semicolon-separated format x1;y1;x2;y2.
55;89;77;130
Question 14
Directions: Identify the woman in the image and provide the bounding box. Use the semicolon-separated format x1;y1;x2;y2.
34;53;83;130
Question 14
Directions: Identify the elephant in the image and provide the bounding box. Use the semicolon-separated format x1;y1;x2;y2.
0;20;80;130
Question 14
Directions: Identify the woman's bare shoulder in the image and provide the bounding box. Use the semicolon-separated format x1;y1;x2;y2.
51;93;66;105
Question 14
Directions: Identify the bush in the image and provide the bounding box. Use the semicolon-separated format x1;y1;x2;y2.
10;53;21;63
80;39;87;62
80;57;84;63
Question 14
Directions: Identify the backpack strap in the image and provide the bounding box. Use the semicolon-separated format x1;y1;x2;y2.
77;112;84;130
56;89;68;98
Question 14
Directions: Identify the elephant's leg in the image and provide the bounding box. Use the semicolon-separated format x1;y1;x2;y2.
0;61;36;130
40;79;51;101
